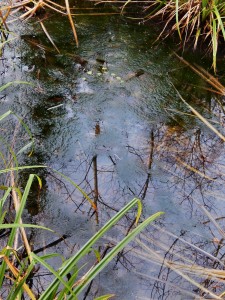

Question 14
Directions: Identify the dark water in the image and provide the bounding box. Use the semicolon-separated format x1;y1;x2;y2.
1;2;225;299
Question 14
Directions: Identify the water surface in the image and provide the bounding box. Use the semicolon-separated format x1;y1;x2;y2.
1;4;225;299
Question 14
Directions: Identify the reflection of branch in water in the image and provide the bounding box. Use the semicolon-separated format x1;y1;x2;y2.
82;243;114;300
92;122;100;224
22;234;69;258
49;172;81;210
114;246;136;271
98;194;118;213
151;232;182;299
92;154;99;224
140;129;154;200
82;280;94;300
109;155;116;165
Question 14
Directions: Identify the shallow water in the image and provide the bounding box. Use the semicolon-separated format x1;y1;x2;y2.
1;2;225;299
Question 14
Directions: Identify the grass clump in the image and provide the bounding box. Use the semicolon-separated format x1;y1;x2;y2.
152;0;225;72
96;0;225;71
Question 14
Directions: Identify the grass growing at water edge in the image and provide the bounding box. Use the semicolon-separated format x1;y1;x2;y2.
0;179;163;299
98;0;225;72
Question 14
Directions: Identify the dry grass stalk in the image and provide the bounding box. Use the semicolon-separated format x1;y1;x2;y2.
1;255;36;299
95;0;225;71
65;0;78;47
1;0;78;48
174;53;225;95
39;21;60;53
10;170;33;264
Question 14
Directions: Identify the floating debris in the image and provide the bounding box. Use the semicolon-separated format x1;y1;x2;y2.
96;57;106;64
46;95;64;102
125;69;145;81
47;104;64;110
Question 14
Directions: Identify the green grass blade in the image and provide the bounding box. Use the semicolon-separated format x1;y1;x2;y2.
6;260;36;300
14;174;34;223
12;112;35;156
0;136;19;170
94;295;115;300
51;168;97;210
0;110;12;121
0;174;41;286
0;188;12;286
213;6;225;40
72;211;164;297
40;198;142;299
0;223;53;230
0;81;32;92
0;110;34;156
0;188;11;221
121;0;132;15
202;0;209;21
135;199;142;225
16;142;33;156
0;37;17;50
0;211;7;225
40;253;63;261
0;165;46;175
56;267;79;299
30;253;77;299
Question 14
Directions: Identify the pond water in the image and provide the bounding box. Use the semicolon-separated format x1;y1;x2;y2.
1;1;225;299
